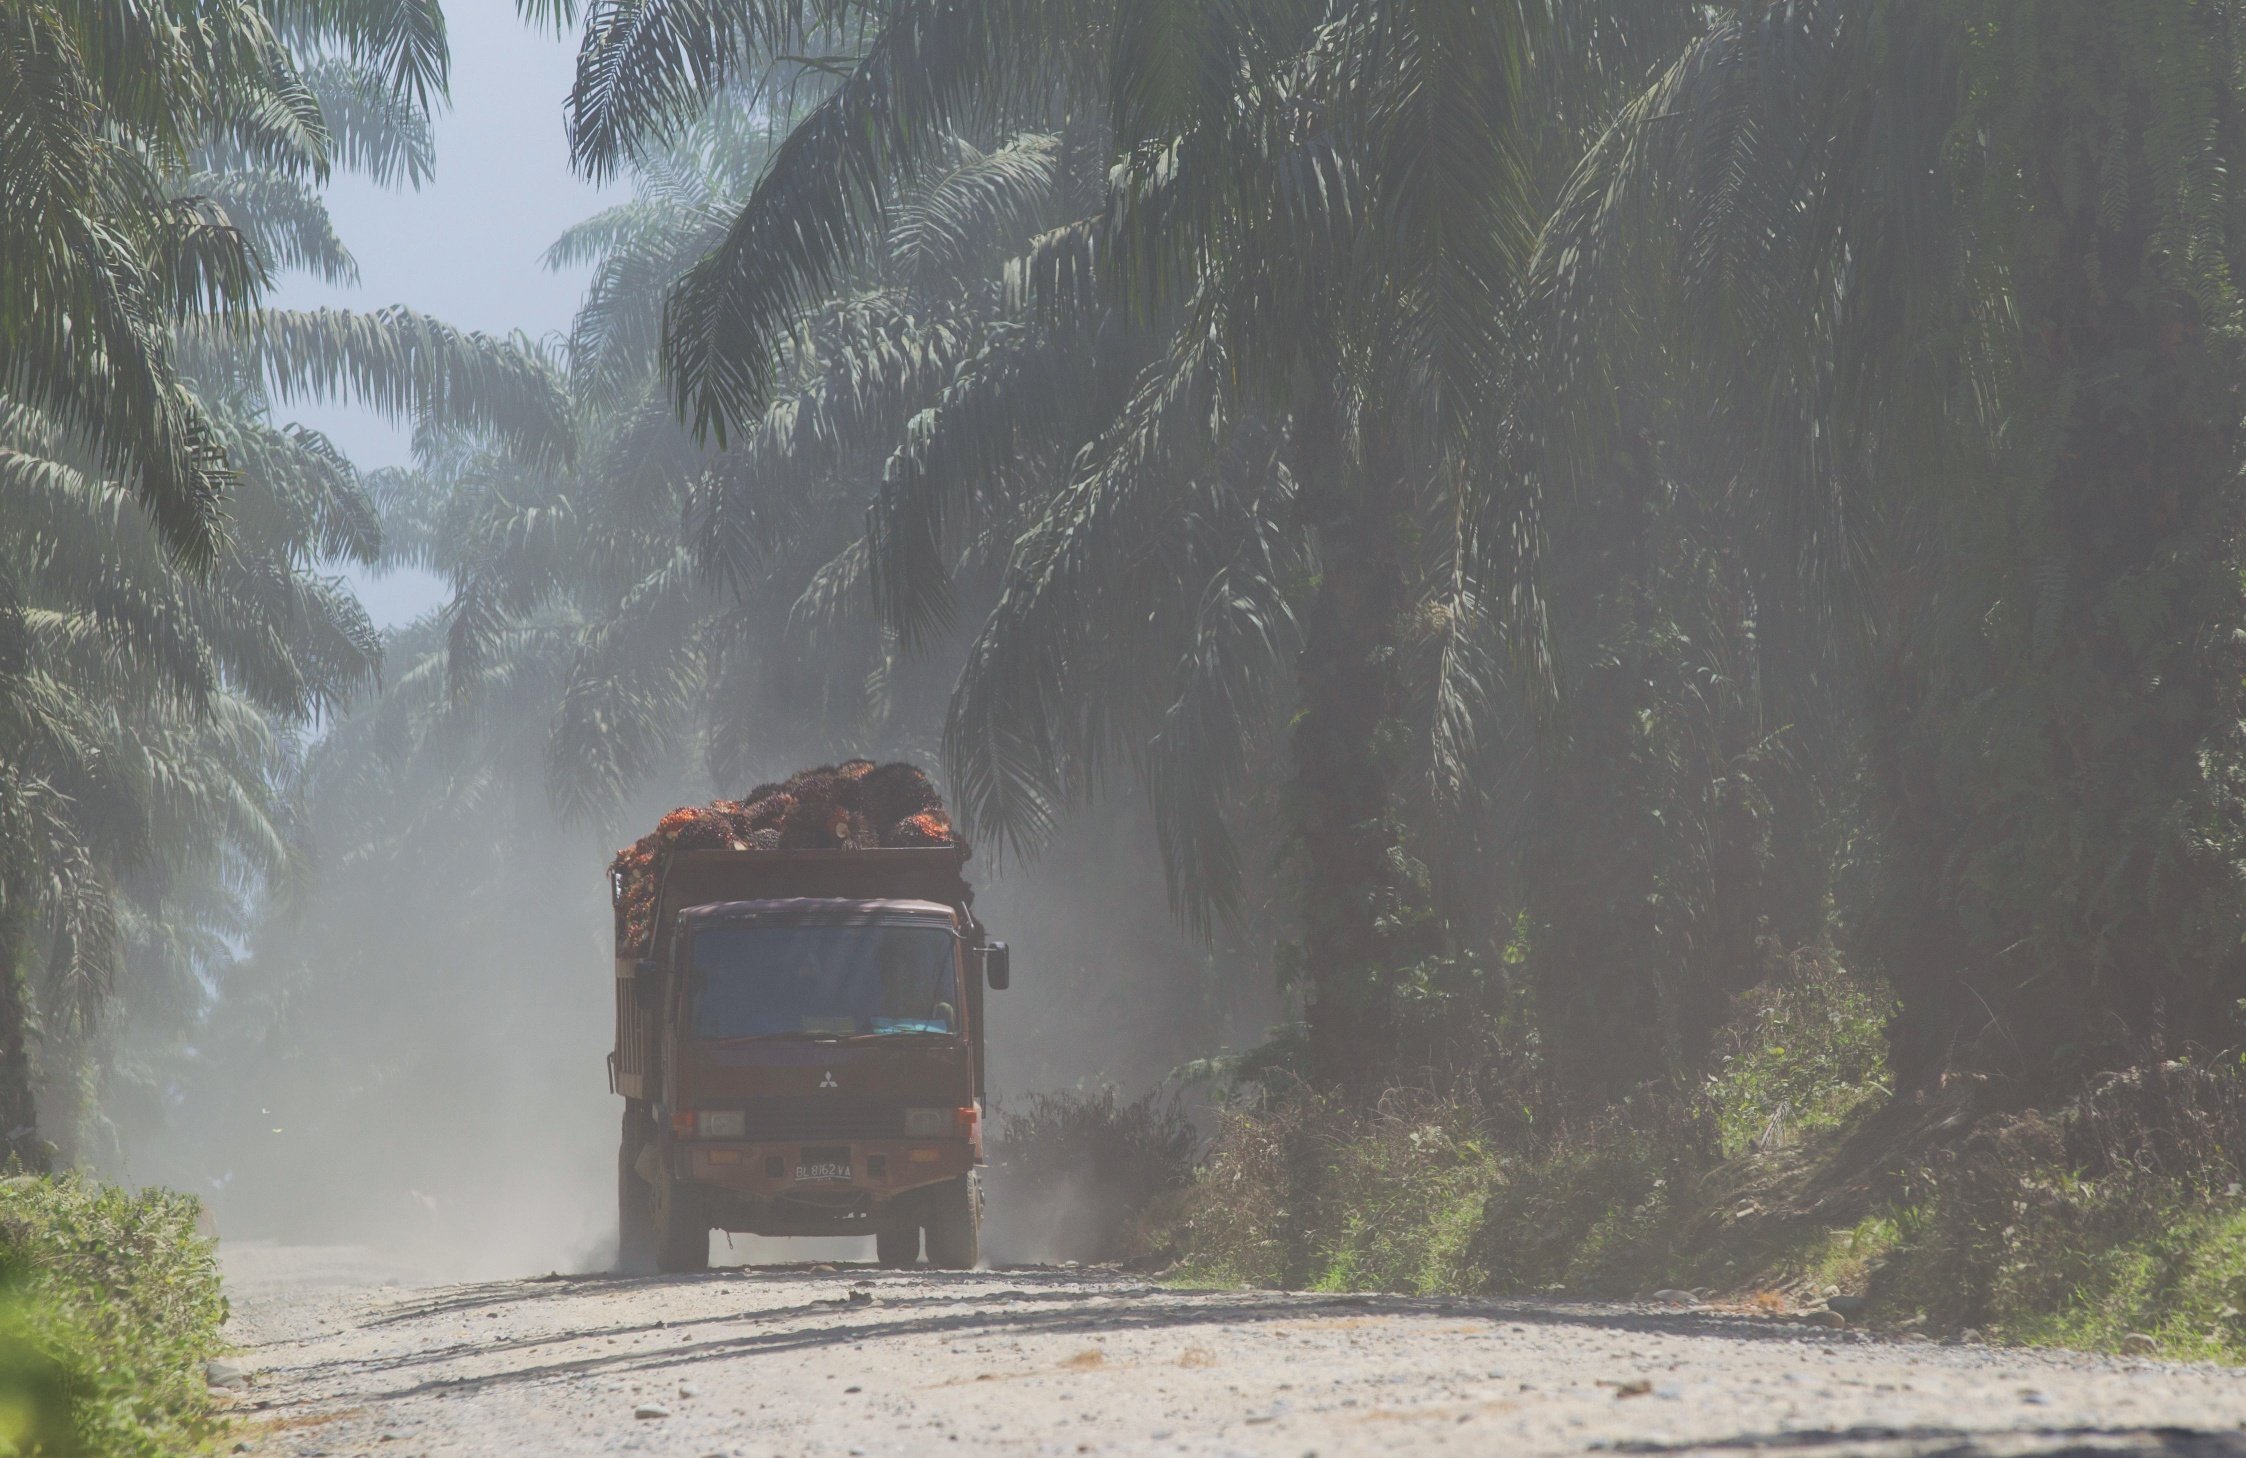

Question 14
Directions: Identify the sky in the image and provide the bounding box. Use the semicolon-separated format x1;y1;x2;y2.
281;5;620;627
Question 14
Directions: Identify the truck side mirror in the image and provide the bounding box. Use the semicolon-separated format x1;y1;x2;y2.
983;941;1011;991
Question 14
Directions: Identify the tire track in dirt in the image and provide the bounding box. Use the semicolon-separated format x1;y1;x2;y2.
217;1244;2246;1458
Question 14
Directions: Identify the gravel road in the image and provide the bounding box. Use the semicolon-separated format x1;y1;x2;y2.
218;1242;2246;1458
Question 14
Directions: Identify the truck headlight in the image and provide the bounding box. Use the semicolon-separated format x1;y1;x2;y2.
902;1107;953;1138
695;1109;746;1139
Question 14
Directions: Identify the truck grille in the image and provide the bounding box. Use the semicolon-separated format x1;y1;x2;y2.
741;1097;903;1142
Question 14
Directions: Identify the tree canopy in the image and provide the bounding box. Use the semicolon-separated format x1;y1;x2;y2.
14;0;2246;1171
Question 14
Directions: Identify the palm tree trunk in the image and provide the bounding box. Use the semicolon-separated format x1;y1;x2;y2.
1858;640;1974;1092
1293;404;1409;1090
0;913;44;1171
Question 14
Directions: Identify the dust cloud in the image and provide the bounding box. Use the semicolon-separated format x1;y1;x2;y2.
104;781;1271;1276
109;826;618;1281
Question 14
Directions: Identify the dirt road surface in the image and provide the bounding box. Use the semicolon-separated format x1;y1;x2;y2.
220;1242;2246;1458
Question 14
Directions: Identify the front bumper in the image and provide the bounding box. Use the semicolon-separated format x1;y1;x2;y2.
681;1137;975;1199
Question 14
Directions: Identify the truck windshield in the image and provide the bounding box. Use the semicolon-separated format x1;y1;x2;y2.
688;922;959;1039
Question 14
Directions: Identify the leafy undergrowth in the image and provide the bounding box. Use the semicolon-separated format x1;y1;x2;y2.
0;1174;229;1456
987;1087;1200;1265
1170;1087;1712;1298
1166;960;2246;1363
1704;950;1893;1157
1169;959;1887;1297
1865;1059;2246;1359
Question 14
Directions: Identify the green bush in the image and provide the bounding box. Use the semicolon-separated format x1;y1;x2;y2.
1166;1093;1317;1288
1171;1091;1507;1294
1171;1002;2246;1366
0;1305;79;1458
1173;957;1877;1298
1703;951;1892;1157
0;1175;227;1457
1469;1113;1696;1297
1159;941;2246;1367
988;1087;1199;1263
1311;1093;1497;1294
1868;1059;2246;1356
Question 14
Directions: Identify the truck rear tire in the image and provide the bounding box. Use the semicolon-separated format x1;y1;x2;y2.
651;1168;711;1273
875;1224;920;1268
617;1106;656;1274
922;1173;981;1270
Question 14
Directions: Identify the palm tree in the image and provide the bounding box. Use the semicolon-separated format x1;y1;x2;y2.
0;0;453;568
1541;0;2246;1091
534;0;1720;1087
429;97;1075;817
0;0;573;1162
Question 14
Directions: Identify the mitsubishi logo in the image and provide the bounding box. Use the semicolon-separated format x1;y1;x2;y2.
818;1071;838;1090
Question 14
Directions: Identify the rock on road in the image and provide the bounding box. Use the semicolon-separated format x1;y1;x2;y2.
220;1243;2246;1458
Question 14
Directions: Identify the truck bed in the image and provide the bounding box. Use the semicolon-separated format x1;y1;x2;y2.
613;845;973;961
607;844;977;1103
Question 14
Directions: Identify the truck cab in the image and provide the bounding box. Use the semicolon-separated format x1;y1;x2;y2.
611;846;1007;1272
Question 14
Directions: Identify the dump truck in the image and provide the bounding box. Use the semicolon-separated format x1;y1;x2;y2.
609;839;1008;1272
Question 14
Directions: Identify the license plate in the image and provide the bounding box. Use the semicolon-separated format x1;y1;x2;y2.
794;1147;852;1182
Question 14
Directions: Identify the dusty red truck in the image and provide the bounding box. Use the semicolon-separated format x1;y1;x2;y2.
610;844;1008;1272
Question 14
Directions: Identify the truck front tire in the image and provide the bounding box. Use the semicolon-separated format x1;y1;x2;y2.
617;1106;656;1274
651;1170;712;1273
922;1172;982;1270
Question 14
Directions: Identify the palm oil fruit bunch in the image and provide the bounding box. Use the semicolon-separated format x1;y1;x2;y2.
608;761;959;949
745;760;956;850
613;837;662;952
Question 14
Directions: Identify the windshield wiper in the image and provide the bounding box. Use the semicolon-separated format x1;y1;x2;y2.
705;1028;956;1043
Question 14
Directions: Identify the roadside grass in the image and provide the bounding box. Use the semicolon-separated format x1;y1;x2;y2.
1171;960;1888;1299
1163;959;2246;1364
1867;1067;2246;1359
1306;1092;1494;1295
1170;1090;1691;1297
2005;1204;2246;1359
0;1173;229;1456
1921;1200;2246;1358
1796;1211;1912;1298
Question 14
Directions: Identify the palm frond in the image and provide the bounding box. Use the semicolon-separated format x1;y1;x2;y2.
663;0;1081;443
889;132;1063;293
545;551;703;821
185;306;575;466
868;319;1091;649
298;54;439;188
269;0;451;112
943;298;1228;859
562;0;836;178
187;166;355;283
